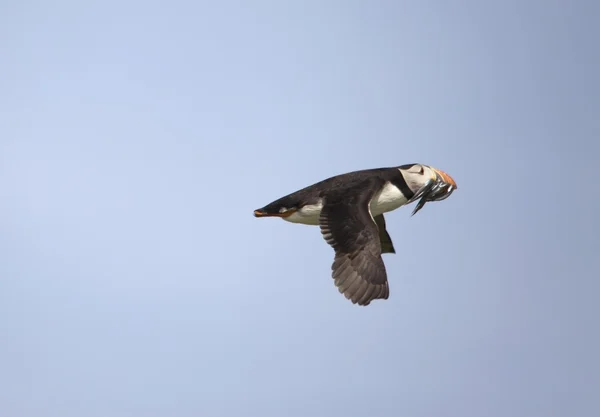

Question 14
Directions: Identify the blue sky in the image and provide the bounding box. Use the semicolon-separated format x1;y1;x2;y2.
1;1;599;416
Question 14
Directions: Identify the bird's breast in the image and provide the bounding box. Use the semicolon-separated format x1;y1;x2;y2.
370;182;409;216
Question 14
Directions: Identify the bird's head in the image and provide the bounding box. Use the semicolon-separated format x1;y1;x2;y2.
398;163;458;215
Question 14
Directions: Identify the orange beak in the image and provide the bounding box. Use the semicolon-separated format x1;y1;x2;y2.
432;167;457;189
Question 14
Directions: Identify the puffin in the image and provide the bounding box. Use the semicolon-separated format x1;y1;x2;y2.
253;163;457;306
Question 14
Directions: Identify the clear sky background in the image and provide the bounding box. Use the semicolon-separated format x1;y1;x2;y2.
1;1;599;416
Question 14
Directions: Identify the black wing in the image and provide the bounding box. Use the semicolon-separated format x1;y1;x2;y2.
374;214;395;254
319;177;390;306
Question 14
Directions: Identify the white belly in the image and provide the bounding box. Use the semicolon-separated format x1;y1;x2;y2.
284;201;323;225
283;182;408;226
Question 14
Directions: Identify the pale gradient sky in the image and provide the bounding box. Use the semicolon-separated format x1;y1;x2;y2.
1;1;599;416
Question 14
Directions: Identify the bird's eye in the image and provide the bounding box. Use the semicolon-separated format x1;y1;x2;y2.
419;166;425;175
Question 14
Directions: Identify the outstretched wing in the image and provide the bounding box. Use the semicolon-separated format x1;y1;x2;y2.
318;178;390;306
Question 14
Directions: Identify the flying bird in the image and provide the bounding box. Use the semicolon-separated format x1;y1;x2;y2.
254;164;457;306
